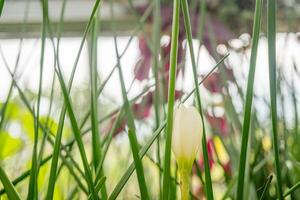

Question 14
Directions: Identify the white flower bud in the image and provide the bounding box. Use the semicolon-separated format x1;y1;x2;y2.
172;104;202;170
171;104;202;200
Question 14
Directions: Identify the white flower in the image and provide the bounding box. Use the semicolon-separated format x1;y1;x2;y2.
171;104;203;200
172;104;202;170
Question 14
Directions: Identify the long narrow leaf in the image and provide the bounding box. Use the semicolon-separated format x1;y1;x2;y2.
89;15;108;198
152;0;162;197
259;175;273;200
236;0;263;199
0;155;51;196
45;0;68;198
109;0;149;198
88;177;106;200
161;0;181;198
46;0;103;198
0;166;21;200
267;0;283;198
27;1;48;198
0;0;4;16
283;180;300;198
55;69;98;199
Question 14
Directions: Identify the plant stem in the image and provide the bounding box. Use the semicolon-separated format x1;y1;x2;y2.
109;0;149;198
0;166;21;200
267;0;283;199
162;0;180;199
236;0;262;198
180;169;190;200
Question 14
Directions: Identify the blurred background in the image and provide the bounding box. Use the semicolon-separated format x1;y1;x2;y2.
0;0;300;199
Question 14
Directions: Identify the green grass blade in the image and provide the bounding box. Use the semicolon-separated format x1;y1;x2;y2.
0;0;4;16
267;0;283;199
95;177;106;195
38;0;58;170
127;129;150;198
45;0;68;198
27;1;48;198
181;0;214;199
46;111;67;197
283;180;300;198
37;75;55;166
55;69;98;199
2;99;89;199
42;0;152;137
67;154;85;178
60;159;88;195
47;134;88;194
161;0;180;199
45;0;103;198
89;15;108;199
152;0;162;196
0;81;88;194
108;122;166;200
0;83;14;130
259;175;273;200
236;0;263;199
0;166;21;200
1;67;94;198
3;71;149;197
221;176;237;200
0;37;24;129
5;74;89;197
27;111;39;200
89;16;102;171
0;155;51;196
88;177;106;200
55;154;88;195
109;0;149;198
42;7;154;195
61;0;103;92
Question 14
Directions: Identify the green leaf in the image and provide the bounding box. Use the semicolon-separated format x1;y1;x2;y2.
88;177;106;200
89;14;108;198
109;0;149;198
283;180;300;198
0;131;22;160
45;0;103;198
0;166;21;200
259;175;273;200
267;0;283;198
236;0;263;199
161;0;181;199
55;69;98;199
0;0;4;16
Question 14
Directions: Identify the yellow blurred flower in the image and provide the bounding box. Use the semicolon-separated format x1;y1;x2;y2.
214;136;229;164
